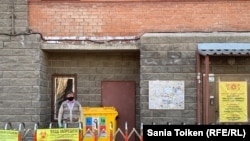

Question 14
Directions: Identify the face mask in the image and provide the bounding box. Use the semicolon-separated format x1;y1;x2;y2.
67;97;74;101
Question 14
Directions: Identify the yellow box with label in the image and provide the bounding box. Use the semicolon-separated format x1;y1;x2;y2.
82;107;118;141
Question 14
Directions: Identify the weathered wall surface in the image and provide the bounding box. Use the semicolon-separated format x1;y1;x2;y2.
0;0;28;34
0;0;48;133
2;1;250;140
45;50;140;128
46;50;140;106
140;33;250;125
29;1;250;37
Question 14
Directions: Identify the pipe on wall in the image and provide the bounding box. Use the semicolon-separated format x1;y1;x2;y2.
196;51;201;124
204;55;210;124
11;0;16;35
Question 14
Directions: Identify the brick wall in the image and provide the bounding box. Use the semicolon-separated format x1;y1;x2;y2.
29;0;250;37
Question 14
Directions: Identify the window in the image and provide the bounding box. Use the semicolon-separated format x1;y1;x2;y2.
51;74;77;121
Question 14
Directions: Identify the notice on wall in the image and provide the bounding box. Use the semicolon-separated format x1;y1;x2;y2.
219;81;248;122
36;128;79;141
149;80;184;109
0;130;19;141
85;116;107;137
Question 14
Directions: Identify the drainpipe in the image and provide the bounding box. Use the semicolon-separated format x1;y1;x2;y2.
0;31;141;44
10;0;16;35
204;55;210;124
196;51;201;124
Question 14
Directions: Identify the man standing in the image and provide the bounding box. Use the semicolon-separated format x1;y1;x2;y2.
58;90;83;128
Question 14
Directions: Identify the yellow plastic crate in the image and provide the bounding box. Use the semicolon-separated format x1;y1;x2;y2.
82;107;118;141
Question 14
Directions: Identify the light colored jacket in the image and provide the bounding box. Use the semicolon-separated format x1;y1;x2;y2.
58;100;83;125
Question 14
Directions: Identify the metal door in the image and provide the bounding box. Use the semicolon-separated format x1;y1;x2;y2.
101;81;136;141
204;74;250;124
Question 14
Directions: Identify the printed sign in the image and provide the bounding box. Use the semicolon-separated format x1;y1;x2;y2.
85;117;93;137
149;80;185;109
99;117;106;137
85;116;107;137
219;81;248;122
0;130;19;141
36;128;79;141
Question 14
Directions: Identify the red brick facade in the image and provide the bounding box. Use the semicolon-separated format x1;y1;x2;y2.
29;0;250;37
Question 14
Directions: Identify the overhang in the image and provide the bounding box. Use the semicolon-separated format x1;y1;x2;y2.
198;43;250;56
41;43;139;52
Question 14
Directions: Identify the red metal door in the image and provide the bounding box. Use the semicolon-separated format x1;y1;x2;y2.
101;81;136;141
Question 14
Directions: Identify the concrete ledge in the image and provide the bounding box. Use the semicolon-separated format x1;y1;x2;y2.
141;32;250;44
41;43;139;52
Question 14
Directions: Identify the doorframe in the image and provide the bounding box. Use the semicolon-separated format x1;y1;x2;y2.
196;52;210;124
197;43;250;124
203;74;250;124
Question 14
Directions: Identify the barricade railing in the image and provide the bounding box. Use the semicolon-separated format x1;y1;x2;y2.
81;122;143;141
2;121;144;141
1;122;31;141
18;122;31;141
33;122;83;141
5;121;246;141
4;122;12;130
113;122;143;141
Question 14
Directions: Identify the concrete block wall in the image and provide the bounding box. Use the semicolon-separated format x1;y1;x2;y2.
139;33;250;125
0;33;46;128
0;0;49;134
0;0;28;34
46;51;140;125
140;33;197;125
47;51;140;104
